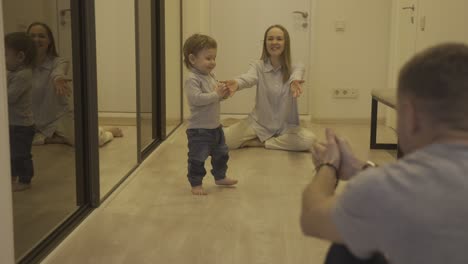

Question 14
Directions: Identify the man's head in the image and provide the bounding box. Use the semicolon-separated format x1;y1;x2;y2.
397;43;468;154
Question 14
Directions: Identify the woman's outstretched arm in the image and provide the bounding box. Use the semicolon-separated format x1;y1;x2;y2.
222;62;259;96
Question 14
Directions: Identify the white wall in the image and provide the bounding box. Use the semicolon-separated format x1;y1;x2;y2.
2;0;56;34
310;0;392;121
182;0;210;39
182;0;210;119
0;0;17;262
95;0;137;114
2;0;60;69
165;0;183;122
137;0;153;113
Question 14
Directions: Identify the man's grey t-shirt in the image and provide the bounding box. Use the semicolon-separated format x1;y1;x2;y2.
333;143;468;264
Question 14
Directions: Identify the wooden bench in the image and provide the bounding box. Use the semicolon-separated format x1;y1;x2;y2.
370;89;401;156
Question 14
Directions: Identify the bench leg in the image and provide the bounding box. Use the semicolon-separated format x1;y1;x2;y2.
370;98;398;150
370;98;378;149
397;144;404;158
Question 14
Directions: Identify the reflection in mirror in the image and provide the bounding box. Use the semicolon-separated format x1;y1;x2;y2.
95;0;138;197
137;0;157;150
165;0;182;135
3;0;78;259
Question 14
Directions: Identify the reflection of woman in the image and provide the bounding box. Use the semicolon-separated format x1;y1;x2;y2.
223;24;315;151
27;22;123;146
27;22;73;145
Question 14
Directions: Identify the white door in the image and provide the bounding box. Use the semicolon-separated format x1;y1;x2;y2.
210;0;312;115
416;0;468;52
395;0;418;75
387;0;418;128
56;0;72;79
56;0;74;109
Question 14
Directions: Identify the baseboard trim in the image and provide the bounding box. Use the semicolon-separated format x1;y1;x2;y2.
98;115;183;127
219;114;385;125
311;117;386;125
98;116;136;126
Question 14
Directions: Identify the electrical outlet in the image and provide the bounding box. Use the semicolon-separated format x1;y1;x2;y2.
332;88;359;99
348;88;359;98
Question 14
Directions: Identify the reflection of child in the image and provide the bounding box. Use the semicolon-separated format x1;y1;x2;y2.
5;32;37;192
182;34;238;195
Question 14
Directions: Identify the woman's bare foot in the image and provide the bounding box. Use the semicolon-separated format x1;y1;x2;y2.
215;177;238;186
240;138;265;148
191;185;207;195
45;134;73;145
107;127;123;137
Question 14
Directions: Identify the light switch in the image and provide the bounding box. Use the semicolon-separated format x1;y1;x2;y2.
420;16;426;31
334;20;346;32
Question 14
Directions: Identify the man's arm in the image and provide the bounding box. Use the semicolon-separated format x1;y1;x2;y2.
301;128;344;242
301;129;376;243
234;62;259;90
300;165;343;243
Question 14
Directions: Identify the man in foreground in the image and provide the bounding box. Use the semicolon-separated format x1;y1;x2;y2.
301;43;468;264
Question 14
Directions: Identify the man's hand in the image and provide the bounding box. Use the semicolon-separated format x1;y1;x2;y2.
335;137;366;181
290;80;304;98
220;80;239;97
302;128;344;242
54;78;72;96
311;128;340;170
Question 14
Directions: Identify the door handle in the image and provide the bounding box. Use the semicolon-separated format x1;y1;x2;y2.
292;11;308;19
402;5;415;11
60;8;71;16
60;9;71;26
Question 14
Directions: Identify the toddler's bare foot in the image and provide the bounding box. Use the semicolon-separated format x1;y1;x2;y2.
12;182;31;192
107;127;123;137
215;178;238;186
191;185;207;195
240;138;265;148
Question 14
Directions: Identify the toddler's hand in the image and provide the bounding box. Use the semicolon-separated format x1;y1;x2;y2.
220;80;239;97
215;82;229;98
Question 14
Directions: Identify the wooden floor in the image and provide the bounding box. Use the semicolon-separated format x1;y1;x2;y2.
41;121;397;264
